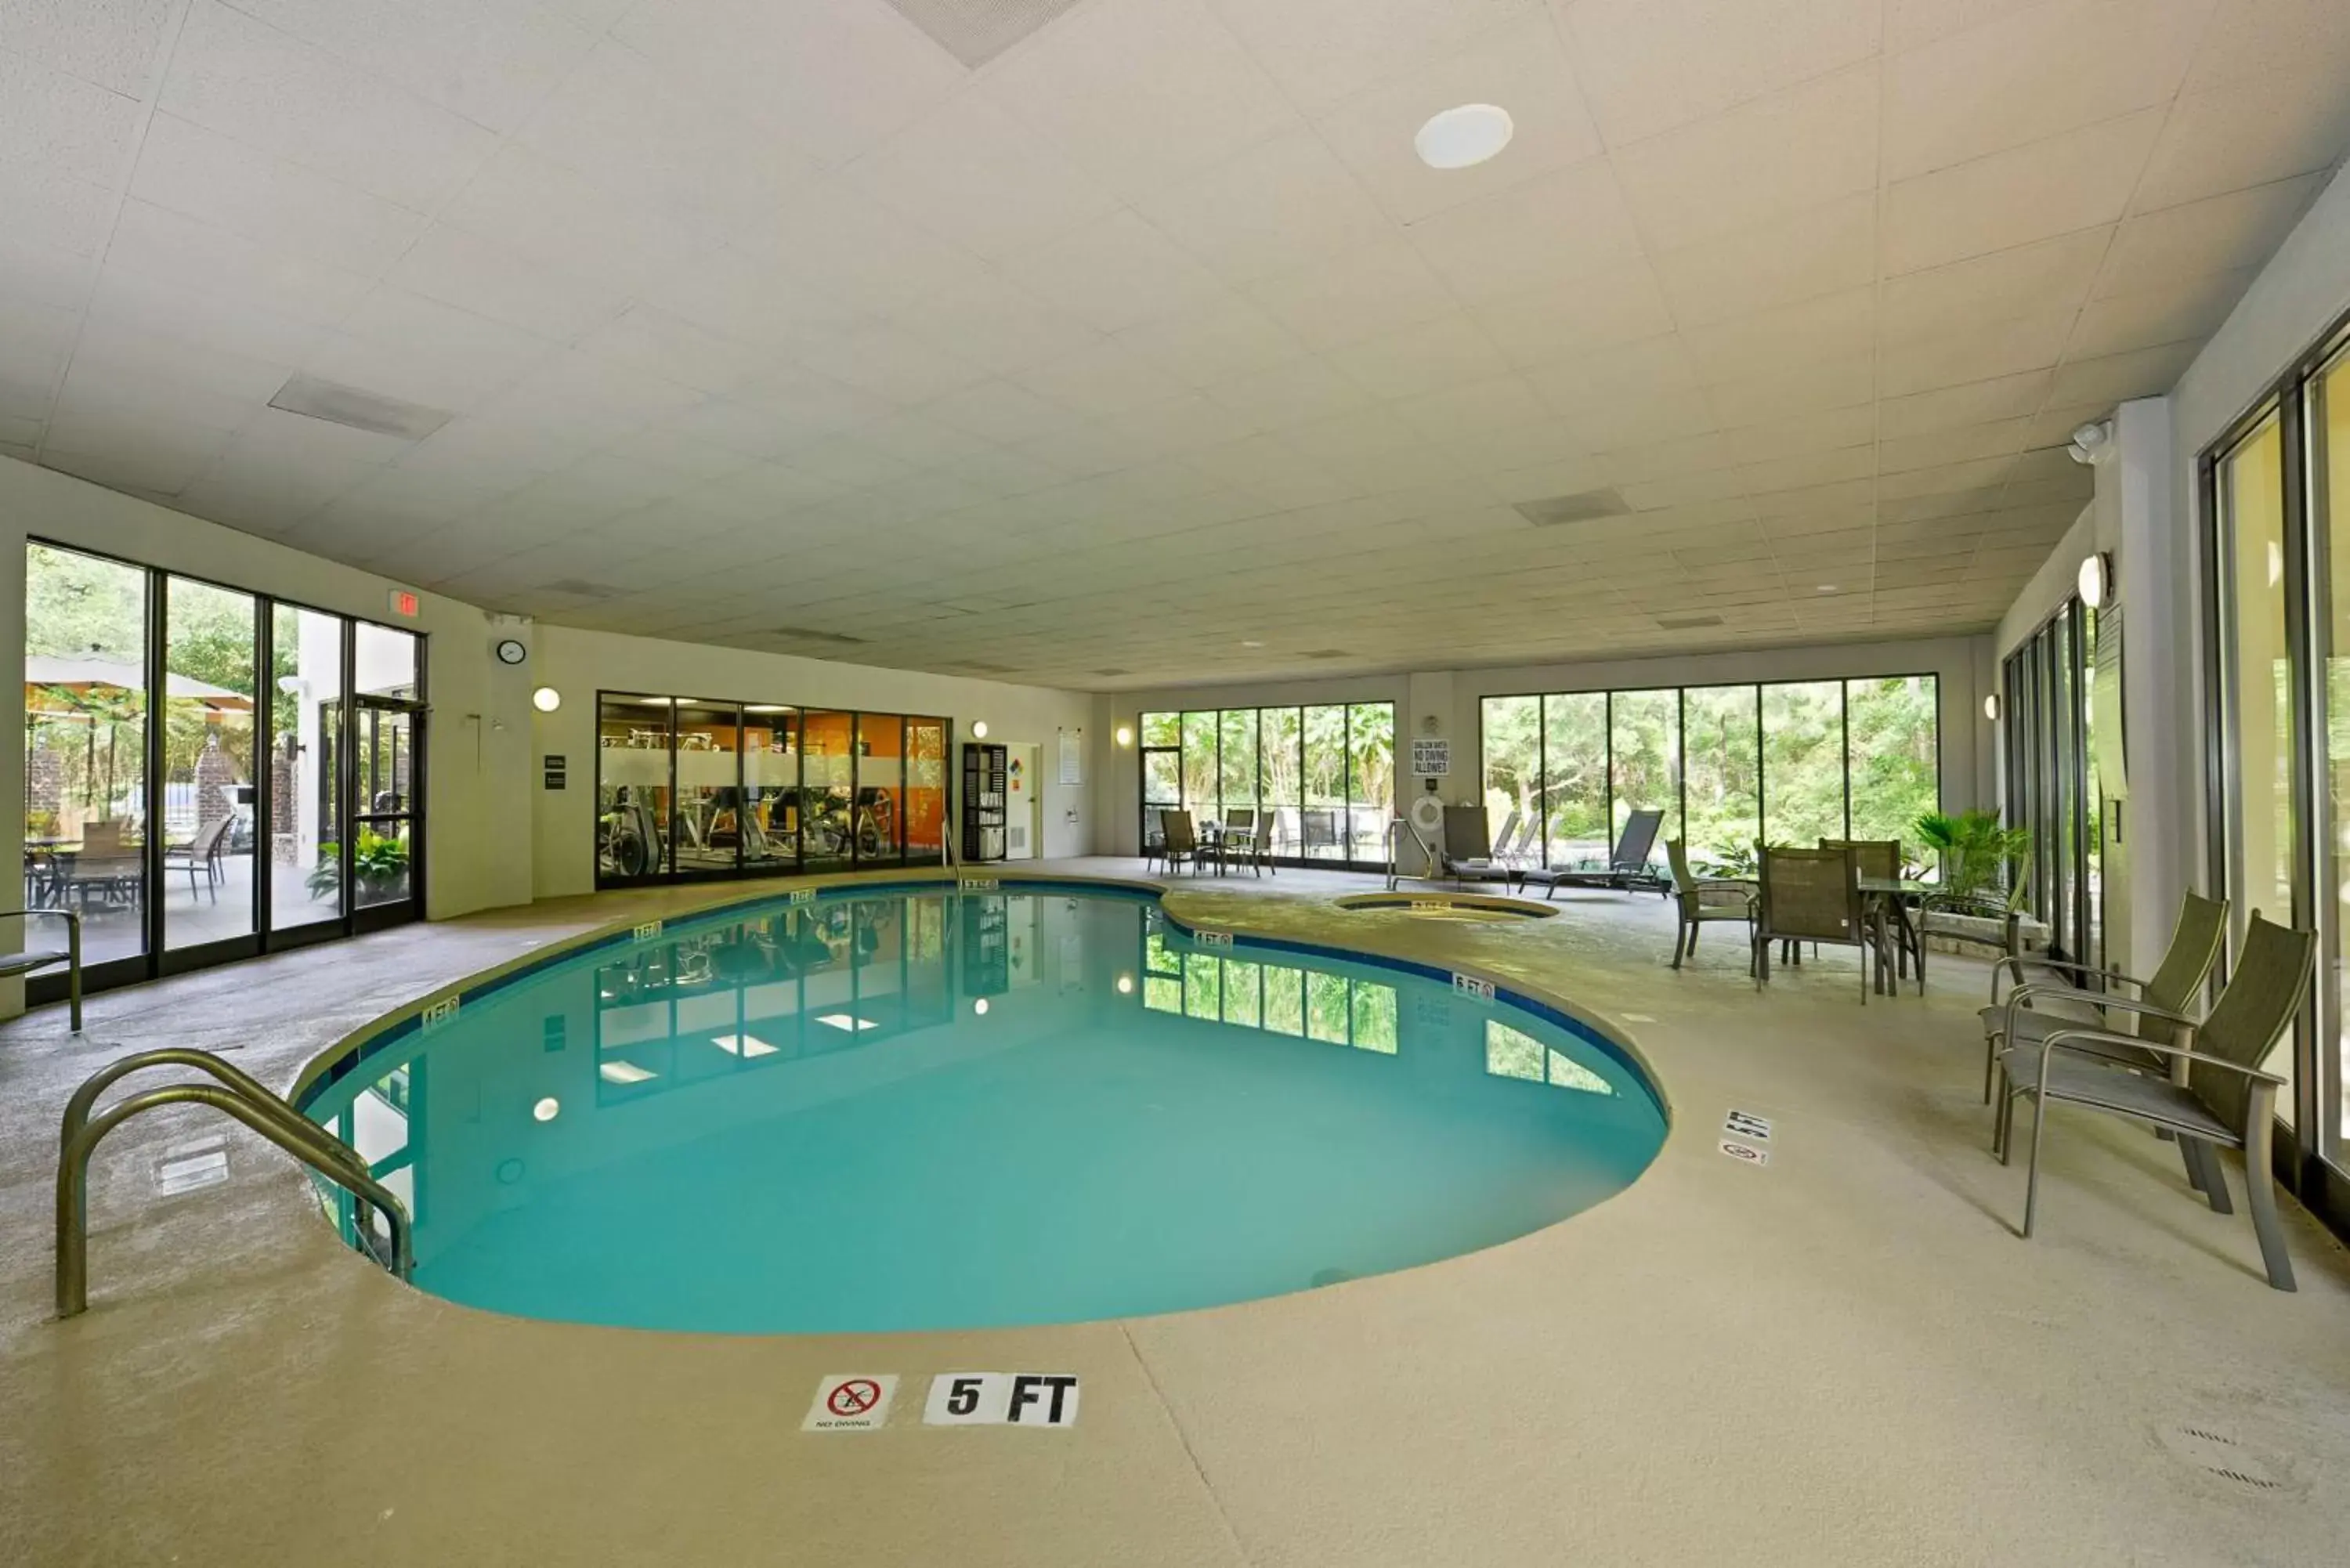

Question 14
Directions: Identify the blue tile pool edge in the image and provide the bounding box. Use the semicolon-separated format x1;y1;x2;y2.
289;871;1670;1129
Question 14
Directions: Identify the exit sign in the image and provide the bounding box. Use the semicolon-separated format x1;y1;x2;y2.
387;588;420;618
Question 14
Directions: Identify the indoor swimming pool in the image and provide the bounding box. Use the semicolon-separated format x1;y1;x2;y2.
300;885;1665;1335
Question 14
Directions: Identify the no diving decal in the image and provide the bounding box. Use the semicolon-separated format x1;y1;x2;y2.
924;1372;1081;1429
803;1374;897;1432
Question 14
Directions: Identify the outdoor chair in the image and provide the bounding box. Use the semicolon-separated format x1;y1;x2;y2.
1222;807;1270;876
60;820;140;912
1753;844;1875;1002
1824;838;1920;984
164;817;233;903
1994;912;2315;1291
1522;808;1668;897
0;907;81;1031
1665;839;1754;970
1300;808;1341;861
1441;806;1520;891
1980;890;2228;1104
1159;810;1203;876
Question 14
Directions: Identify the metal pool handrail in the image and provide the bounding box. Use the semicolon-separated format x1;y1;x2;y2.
56;1048;411;1318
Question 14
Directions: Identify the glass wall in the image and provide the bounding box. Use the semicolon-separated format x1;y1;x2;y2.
21;540;425;999
2199;311;2350;1232
1479;676;1940;875
1133;702;1397;867
595;693;946;887
2005;602;2099;970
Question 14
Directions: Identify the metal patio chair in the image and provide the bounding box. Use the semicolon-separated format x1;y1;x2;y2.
1753;844;1874;1002
1665;838;1755;970
1979;890;2228;1104
1994;912;2315;1291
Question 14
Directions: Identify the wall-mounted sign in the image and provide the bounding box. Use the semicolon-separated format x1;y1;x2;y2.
543;753;566;790
1411;738;1451;777
387;588;420;619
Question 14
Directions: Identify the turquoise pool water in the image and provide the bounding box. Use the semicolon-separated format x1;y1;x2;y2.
302;886;1665;1335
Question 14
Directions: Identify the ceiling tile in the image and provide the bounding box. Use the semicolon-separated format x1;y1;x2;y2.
224;0;598;135
1653;192;1877;327
439;144;710;293
1880;306;2077;397
1115;293;1311;389
1882;0;2210;180
2047;339;2205;406
161;0;497;210
1001;209;1227;333
0;38;143;187
2067;265;2255;359
1325;310;1510;399
1881;226;2112;336
1206;0;1542;112
1561;0;1882;146
2185;0;2350;94
1309;10;1604;222
1882;110;2164;276
1136;129;1394;286
1687;286;1875;385
1471;258;1677;367
1242;237;1458;353
1404;157;1642;302
1878;370;2055;439
387;222;629;343
1611;63;1879;253
2099;172;2327;294
982;0;1300;199
858;90;1120;260
2133;64;2350;211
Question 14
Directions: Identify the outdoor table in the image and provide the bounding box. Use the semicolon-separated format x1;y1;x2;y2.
1857;876;1935;995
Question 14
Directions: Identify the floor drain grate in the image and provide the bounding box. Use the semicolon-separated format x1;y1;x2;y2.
2158;1425;2284;1491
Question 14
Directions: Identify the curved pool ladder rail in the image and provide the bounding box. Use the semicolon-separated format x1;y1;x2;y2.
56;1047;411;1319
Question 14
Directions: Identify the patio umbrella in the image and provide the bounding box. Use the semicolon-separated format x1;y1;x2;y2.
24;656;255;822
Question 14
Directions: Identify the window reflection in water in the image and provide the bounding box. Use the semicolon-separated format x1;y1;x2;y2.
1141;932;1399;1053
1484;1021;1613;1094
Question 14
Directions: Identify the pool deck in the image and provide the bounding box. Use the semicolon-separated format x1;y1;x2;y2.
4;860;2348;1566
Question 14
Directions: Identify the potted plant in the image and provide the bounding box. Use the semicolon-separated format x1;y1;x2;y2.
306;826;410;901
1914;809;2030;905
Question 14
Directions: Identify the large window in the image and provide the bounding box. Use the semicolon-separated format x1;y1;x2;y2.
2200;313;2350;1231
2005;603;2100;970
1479;677;1940;873
1136;702;1396;866
22;540;425;999
595;695;946;887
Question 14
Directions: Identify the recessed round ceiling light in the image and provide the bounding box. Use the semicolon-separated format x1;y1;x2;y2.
1415;103;1514;170
1816;584;1838;593
1242;639;1264;648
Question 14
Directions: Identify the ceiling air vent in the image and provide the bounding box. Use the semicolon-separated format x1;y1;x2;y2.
955;659;1018;674
268;374;451;441
1655;613;1724;631
1514;486;1629;527
540;579;619;599
882;0;1088;68
1302;649;1350;660
1093;667;1130;677
767;627;867;646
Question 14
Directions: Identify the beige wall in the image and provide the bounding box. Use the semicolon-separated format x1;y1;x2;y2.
1;455;1101;1017
1096;635;1996;857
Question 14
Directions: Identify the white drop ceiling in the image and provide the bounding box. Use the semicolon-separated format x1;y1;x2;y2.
3;0;2346;689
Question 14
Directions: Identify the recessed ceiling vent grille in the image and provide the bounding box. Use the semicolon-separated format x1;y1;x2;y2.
954;659;1018;674
1514;486;1630;527
767;627;867;646
540;579;618;599
881;0;1087;68
1302;649;1350;660
1092;667;1130;677
1655;613;1724;630
268;374;450;440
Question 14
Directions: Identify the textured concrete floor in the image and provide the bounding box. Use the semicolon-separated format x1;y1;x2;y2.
3;860;2348;1567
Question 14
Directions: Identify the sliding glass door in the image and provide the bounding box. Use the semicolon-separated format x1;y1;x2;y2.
22;540;427;1000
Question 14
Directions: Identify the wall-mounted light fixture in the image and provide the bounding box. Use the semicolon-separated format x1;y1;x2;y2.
1115;724;1133;746
531;686;562;713
532;1097;560;1122
973;998;990;1016
2077;550;2112;609
1983;693;2002;722
971;721;989;739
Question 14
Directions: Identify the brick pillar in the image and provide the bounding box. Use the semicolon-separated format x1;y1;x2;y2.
272;742;298;865
194;731;235;835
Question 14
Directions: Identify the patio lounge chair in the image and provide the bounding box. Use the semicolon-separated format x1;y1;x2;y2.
1665;839;1754;970
1441;807;1520;891
1994;912;2314;1291
1752;844;1875;1003
1979;890;2228;1104
1521;808;1667;898
0;908;81;1031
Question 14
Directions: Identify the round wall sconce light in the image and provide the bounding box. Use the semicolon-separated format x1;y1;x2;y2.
973;998;990;1016
1115;724;1133;746
1983;693;2002;722
533;1097;560;1122
1116;974;1134;995
971;721;989;739
531;686;562;713
2077;551;2112;609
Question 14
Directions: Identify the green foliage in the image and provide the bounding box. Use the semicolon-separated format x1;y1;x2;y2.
306;826;410;898
1915;809;2030;902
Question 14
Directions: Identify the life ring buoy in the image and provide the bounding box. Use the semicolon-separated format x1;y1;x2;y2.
1408;795;1444;834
